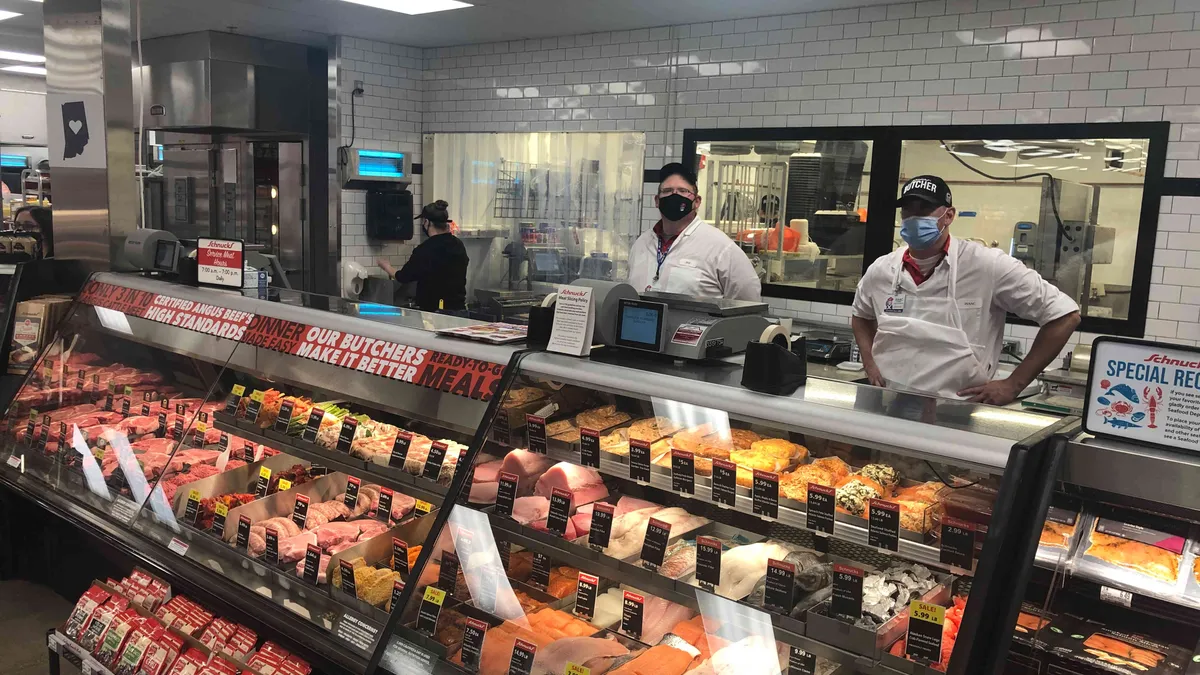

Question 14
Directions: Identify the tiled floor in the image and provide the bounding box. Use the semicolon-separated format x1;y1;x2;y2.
0;579;80;675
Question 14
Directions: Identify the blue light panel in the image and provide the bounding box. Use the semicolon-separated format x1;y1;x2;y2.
0;154;29;169
357;150;406;179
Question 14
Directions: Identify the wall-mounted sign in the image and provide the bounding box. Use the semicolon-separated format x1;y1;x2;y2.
1085;337;1200;452
196;238;244;289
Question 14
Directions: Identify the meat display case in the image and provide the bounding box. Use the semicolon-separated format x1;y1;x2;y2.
376;350;1077;675
0;272;522;675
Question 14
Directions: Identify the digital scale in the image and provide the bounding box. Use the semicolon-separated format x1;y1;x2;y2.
611;291;772;360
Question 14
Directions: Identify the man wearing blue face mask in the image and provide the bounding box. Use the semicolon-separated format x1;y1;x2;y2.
850;175;1080;404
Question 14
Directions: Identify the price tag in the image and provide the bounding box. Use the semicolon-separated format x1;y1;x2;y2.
38;415;50;451
141;402;151;417
192;421;207;449
254;466;272;499
492;409;511;446
639;517;671;571
389;431;413;468
497;540;512;573
868;499;900;551
422;441;449;481
242;443;256;463
588;501;615;550
531;552;551;590
390;579;406;612
461;617;488;671
939;517;975;569
905;600;945;663
416;586;446;635
302;544;322;584
184;489;202;524
671;449;695;495
339;559;357;597
764;558;796;612
277;478;292;492
6;453;21;470
225;385;246;415
236;515;252;550
123;385;133;398
546;488;572;537
57;422;66;450
273;400;295;434
336;418;358;454
439;551;460;593
376;487;394;522
120;397;131;416
212;502;228;538
344;476;361;510
711;458;737;507
76;370;85;390
292;494;310;529
91;374;100;392
310;464;328;476
105;393;114;412
629;439;652;483
752;470;779;519
301;409;324;444
495;471;519;518
574;572;598;619
696;536;721;590
806;484;836;534
830;564;864;623
567;664;590;675
579;427;600;468
415;499;433;516
172;415;184;441
526;414;547;454
263;526;280;565
508;638;536;675
788;647;817;675
1100;585;1133;608
392;538;410;575
157;412;167;438
620;591;643;639
23;411;35;446
245;391;265;422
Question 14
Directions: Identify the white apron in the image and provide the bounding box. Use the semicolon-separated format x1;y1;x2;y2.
871;249;989;399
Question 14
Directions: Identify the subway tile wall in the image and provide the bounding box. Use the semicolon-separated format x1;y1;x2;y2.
344;0;1200;351
338;37;425;270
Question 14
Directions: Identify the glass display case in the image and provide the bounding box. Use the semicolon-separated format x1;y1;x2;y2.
379;350;1071;675
0;272;521;675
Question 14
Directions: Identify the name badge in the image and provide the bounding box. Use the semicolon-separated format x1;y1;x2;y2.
884;293;906;313
959;298;983;310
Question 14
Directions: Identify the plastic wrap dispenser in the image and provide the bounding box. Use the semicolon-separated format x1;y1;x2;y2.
527;293;556;348
742;330;808;395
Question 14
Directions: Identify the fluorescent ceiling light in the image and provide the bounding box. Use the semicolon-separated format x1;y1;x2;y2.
0;10;21;20
339;0;472;15
0;50;44;63
2;65;45;75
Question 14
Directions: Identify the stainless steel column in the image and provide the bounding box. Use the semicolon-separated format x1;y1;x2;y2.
43;0;137;267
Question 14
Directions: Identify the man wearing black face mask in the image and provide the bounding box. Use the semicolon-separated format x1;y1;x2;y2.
628;163;761;301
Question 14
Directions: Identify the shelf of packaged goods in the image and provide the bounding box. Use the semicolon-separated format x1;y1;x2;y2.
0;469;369;675
536;442;958;574
49;630;114;675
1030;557;1200;626
212;413;448;508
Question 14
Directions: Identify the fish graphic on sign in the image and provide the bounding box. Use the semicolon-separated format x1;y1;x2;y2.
60;101;89;160
1094;382;1147;429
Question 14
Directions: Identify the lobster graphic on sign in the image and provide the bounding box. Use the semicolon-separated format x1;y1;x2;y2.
1094;380;1148;429
1144;387;1162;429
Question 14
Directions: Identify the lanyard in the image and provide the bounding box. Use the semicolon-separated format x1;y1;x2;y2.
654;236;678;281
891;242;964;330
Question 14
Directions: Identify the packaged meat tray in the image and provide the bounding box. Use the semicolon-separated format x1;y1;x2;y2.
1041;614;1190;675
1074;513;1190;601
1036;506;1086;569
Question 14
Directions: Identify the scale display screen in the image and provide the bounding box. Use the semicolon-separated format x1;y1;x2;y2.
615;299;666;352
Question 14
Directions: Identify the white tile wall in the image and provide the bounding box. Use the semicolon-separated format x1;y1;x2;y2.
343;0;1200;349
337;37;425;269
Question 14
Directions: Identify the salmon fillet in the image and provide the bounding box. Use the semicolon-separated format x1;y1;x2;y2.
1039;521;1075;548
1086;530;1180;583
607;644;695;675
1083;634;1164;668
1015;612;1048;633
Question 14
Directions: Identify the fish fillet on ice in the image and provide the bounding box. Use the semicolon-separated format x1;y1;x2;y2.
716;542;793;600
641;596;693;644
605;507;708;560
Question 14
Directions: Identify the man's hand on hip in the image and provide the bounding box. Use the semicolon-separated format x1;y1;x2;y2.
958;378;1023;405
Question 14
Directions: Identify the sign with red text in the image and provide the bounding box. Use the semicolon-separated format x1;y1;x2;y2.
78;280;252;339
196;238;244;288
547;286;595;356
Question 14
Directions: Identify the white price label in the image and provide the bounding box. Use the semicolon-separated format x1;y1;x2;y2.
6;454;21;469
1100;585;1132;608
167;537;189;556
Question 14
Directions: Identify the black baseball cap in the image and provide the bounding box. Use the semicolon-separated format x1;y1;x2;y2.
897;174;953;208
659;162;699;190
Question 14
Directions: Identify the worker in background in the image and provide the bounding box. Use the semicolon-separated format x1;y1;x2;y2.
377;200;468;314
628;162;761;302
13;205;53;258
850;175;1080;405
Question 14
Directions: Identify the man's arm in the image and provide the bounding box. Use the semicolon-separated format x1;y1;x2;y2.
721;245;762;302
958;311;1079;404
851;315;886;387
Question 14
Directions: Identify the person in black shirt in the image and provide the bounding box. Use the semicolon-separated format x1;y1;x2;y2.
377;200;469;313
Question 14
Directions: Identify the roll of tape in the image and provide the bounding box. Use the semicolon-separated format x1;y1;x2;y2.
758;324;790;348
541;293;558;308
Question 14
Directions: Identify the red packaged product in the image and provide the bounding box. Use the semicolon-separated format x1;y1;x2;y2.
137;630;186;675
281;656;311;675
65;585;110;640
246;651;284;675
198;656;239;675
114;624;160;675
79;597;128;651
275;661;309;675
145;578;171;610
96;608;140;664
200;617;235;650
164;647;207;675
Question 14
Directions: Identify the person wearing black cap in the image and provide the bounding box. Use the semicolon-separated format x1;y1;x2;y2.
377;200;469;313
850;174;1080;404
627;162;761;301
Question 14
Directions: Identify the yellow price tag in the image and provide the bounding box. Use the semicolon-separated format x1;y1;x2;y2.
566;663;591;675
259;466;272;479
422;586;446;606
231;384;246;397
250;390;266;403
415;499;433;515
909;600;945;626
91;448;104;460
214;502;228;517
29;410;37;421
123;386;133;396
277;478;292;491
196;422;208;433
188;489;201;502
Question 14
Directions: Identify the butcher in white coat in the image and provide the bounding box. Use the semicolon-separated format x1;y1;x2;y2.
628;163;762;302
851;175;1080;405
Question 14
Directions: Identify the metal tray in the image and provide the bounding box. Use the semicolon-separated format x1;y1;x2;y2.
169;453;309;518
805;577;951;659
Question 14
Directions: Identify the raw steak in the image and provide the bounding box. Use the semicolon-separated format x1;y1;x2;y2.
314;522;361;549
500;450;554;496
278;531;318;563
294;554;331;583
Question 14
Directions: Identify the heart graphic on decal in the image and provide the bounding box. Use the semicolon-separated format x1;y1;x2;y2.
68;119;83;134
